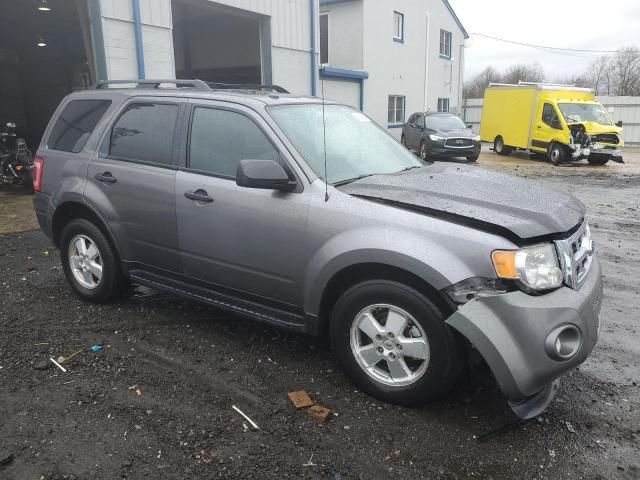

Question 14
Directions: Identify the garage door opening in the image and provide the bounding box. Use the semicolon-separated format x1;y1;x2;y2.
0;0;95;149
172;0;268;85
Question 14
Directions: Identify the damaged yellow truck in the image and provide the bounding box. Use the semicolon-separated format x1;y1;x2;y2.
480;82;624;165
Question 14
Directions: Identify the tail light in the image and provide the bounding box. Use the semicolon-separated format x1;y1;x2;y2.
33;156;44;192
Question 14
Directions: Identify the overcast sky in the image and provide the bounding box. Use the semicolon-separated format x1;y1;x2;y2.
449;0;640;80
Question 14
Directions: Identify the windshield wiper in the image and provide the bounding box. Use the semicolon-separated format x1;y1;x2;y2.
332;173;378;186
400;165;422;172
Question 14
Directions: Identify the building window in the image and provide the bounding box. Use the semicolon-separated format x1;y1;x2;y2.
319;13;329;65
393;11;404;43
388;95;405;125
439;29;452;58
437;98;450;112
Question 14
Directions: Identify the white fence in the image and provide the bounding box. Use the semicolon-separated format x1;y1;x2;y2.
463;96;640;145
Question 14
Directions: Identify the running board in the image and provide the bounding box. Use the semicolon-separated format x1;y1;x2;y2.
129;270;307;333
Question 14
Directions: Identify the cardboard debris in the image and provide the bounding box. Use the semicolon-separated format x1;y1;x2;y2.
288;390;314;409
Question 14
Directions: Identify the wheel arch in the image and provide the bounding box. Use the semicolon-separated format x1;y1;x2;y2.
316;262;454;338
51;201;122;262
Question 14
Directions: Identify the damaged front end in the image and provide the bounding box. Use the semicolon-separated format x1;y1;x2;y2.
568;123;624;163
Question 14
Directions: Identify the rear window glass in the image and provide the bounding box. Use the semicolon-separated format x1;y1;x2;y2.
48;100;111;153
108;103;179;166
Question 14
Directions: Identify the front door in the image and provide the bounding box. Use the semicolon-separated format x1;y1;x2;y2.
85;100;183;273
175;101;310;307
531;102;564;152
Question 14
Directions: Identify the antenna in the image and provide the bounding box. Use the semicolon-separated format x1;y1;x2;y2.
321;76;329;202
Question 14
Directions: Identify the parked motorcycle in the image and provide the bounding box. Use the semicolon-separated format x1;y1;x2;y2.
0;122;34;192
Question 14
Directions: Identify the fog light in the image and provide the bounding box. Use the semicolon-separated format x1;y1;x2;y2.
545;325;582;361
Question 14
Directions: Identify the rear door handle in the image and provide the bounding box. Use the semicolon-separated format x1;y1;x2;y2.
95;172;117;184
184;190;214;203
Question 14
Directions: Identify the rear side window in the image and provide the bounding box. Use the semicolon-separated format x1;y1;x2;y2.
48;100;111;153
109;103;179;166
189;107;279;177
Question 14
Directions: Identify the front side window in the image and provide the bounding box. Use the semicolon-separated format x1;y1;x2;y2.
437;98;450;113
388;95;405;125
439;29;452;58
542;103;562;128
393;11;404;42
109;103;179;165
269;104;421;185
49;100;111;153
189;107;279;178
319;13;329;65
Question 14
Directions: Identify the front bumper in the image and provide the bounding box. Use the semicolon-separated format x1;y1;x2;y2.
428;139;481;157
446;257;602;419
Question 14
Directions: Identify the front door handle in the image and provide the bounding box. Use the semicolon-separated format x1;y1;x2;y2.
95;172;117;184
184;190;213;203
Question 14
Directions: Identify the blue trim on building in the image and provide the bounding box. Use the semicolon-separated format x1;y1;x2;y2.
441;0;469;39
320;66;369;80
132;0;145;79
310;0;318;96
387;124;404;129
319;0;354;4
319;67;369;111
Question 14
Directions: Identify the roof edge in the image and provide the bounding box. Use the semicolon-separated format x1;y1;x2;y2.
441;0;469;39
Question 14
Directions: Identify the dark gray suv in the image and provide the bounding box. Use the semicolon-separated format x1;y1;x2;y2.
33;80;603;419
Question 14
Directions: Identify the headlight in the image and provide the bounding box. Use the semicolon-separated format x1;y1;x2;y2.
429;134;444;141
473;135;481;141
491;244;563;291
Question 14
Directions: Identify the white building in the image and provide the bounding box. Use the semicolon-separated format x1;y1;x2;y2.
318;0;468;137
0;0;465;145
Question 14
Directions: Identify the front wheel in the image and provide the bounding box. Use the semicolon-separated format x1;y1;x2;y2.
587;155;610;165
60;218;125;303
419;141;430;161
330;280;464;406
466;153;480;162
548;142;568;165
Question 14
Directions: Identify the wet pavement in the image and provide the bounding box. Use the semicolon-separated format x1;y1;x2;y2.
0;149;639;479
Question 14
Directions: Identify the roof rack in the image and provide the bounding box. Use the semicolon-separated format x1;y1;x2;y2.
92;79;290;94
206;82;289;94
94;79;210;90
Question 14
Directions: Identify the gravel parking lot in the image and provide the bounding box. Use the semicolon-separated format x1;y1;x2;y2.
1;149;639;479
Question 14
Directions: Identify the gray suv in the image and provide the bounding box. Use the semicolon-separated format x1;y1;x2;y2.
33;80;603;419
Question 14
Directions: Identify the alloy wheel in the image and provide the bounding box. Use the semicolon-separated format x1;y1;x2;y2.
349;304;430;387
68;234;103;289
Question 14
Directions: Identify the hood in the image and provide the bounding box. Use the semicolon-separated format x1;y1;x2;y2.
568;121;622;135
433;128;474;137
339;164;585;243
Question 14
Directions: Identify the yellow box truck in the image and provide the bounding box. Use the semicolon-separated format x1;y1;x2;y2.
480;82;624;165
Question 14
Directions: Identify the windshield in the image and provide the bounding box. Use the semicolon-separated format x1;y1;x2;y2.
269;104;421;185
425;114;466;130
558;103;613;126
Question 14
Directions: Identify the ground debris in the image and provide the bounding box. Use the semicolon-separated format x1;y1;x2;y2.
288;390;314;409
308;405;332;424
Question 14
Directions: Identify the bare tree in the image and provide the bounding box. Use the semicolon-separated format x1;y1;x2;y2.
610;47;640;96
463;66;502;98
463;63;545;99
586;56;611;95
501;63;545;85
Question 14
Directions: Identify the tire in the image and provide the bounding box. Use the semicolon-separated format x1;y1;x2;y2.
588;155;610;165
548;142;567;165
60;218;125;303
466;153;479;162
419;141;430;161
330;280;464;406
494;136;513;156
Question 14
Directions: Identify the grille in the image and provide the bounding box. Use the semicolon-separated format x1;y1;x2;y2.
444;137;473;148
554;220;594;290
591;133;619;145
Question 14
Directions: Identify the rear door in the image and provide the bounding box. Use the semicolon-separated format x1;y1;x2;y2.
175;100;310;307
85;98;184;273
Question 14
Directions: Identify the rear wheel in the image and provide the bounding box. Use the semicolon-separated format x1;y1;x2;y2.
548;142;568;165
494;136;513;156
60;218;125;303
330;280;464;406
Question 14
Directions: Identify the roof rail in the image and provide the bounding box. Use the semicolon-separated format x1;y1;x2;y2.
518;81;576;87
206;82;290;94
93;79;210;91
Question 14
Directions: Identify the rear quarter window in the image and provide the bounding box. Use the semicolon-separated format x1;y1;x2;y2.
48;100;112;153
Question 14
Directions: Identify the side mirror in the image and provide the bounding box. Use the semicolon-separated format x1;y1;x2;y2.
466;124;473;129
236;159;296;192
616;120;623;128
